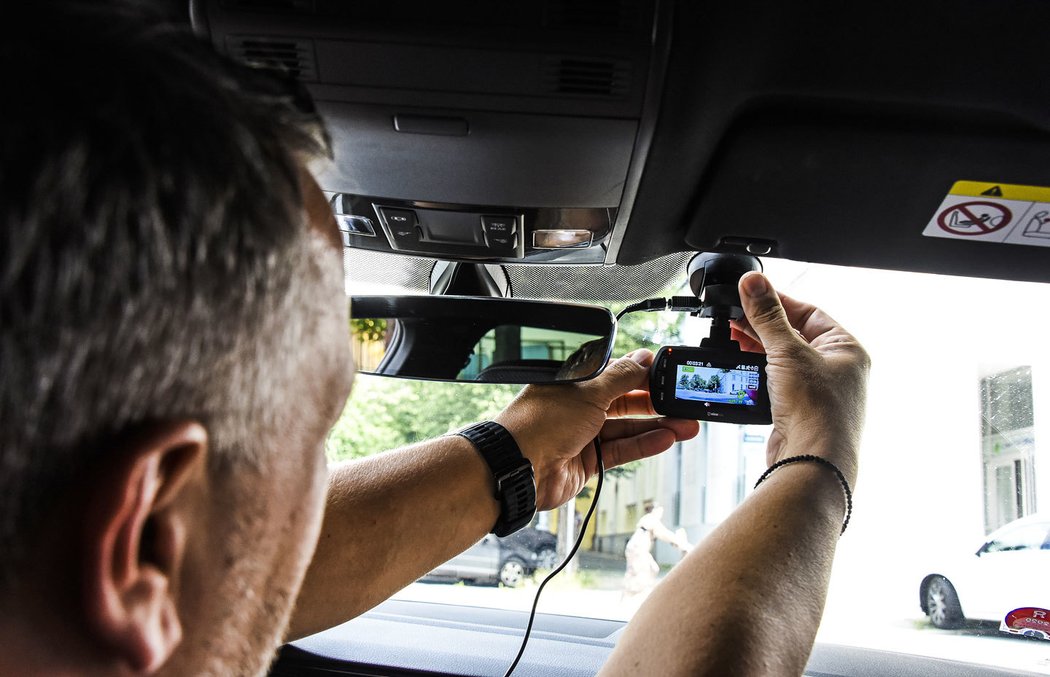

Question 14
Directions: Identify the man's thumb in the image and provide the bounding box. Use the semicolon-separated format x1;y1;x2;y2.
739;272;797;350
588;349;651;402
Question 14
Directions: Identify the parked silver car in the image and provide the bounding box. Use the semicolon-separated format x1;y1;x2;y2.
425;527;558;588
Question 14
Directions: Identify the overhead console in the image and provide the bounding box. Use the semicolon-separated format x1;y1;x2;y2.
328;192;612;263
192;0;666;265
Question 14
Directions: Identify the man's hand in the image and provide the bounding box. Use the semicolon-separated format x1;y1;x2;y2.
495;350;700;510
291;348;697;638
731;271;870;486
602;275;870;677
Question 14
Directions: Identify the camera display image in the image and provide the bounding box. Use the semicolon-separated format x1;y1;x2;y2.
673;363;760;407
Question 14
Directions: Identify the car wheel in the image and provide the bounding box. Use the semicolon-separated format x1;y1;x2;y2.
499;557;528;587
925;575;965;629
536;547;558;570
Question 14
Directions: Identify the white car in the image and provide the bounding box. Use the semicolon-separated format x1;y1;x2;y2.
920;514;1050;629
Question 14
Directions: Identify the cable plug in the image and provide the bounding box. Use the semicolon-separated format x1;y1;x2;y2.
616;297;703;320
667;296;702;313
616;298;668;319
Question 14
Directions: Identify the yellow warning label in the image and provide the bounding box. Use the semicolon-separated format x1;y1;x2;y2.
923;179;1050;247
950;180;1050;203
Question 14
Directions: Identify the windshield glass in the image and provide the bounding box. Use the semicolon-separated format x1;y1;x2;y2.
331;257;1050;674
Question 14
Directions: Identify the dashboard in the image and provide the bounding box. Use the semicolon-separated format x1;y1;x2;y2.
271;600;1043;677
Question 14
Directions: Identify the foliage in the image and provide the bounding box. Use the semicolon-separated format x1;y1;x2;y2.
349;317;387;342
326;376;520;462
329;301;697;466
326;376;648;483
605;461;640;478
611;309;690;358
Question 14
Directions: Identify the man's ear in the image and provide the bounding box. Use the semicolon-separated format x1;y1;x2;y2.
81;421;208;674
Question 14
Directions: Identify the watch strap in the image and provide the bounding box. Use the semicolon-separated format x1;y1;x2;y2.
456;421;536;537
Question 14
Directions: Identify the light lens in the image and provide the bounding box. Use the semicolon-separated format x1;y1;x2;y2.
532;229;593;249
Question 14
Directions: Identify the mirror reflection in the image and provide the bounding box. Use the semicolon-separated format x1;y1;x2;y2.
350;296;615;384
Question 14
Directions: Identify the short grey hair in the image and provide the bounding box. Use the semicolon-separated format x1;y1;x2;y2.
0;1;335;590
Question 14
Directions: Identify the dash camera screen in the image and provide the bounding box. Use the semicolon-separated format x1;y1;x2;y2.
673;362;760;406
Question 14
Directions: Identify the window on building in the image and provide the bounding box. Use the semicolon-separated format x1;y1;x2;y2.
980;366;1037;532
624;503;638;531
981;367;1034;435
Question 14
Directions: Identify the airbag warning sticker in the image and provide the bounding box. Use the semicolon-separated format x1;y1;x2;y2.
923;181;1050;247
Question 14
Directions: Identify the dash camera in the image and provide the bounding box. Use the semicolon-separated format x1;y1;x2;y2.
647;252;773;425
650;345;770;424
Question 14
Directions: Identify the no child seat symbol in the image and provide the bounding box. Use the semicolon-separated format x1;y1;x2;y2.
937;201;1012;236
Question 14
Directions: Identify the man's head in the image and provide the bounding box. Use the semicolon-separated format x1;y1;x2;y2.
1;2;352;673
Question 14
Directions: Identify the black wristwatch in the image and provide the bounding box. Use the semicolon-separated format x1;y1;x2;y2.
456;421;536;537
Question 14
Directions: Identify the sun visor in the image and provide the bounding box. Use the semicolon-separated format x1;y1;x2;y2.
685;107;1050;284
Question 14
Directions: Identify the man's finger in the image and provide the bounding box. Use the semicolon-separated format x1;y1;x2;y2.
738;272;806;354
779;295;845;344
582;350;652;407
600;428;680;469
607;390;658;417
600;417;700;442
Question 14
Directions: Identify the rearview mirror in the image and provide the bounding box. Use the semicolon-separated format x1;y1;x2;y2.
350;296;616;384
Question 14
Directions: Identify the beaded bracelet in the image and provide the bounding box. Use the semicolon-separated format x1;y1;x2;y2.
753;455;853;535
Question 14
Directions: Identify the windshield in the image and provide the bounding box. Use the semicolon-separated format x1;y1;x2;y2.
330;257;1050;674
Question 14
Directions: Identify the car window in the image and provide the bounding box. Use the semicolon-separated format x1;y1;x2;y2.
333;257;1050;674
983;523;1050;553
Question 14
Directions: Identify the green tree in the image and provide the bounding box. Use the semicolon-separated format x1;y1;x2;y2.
611;309;689;358
326;376;520;463
332;298;698;468
350;317;387;341
326;375;645;479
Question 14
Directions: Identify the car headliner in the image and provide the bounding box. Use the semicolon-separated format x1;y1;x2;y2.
187;0;1050;288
